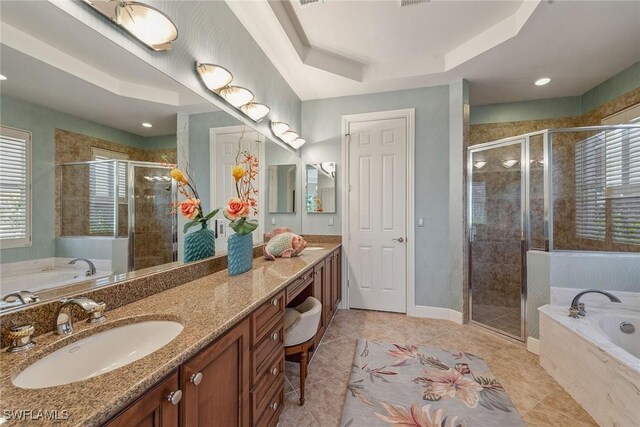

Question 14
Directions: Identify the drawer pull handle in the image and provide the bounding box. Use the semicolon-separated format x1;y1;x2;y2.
190;372;203;386
166;390;182;405
271;298;278;307
271;367;279;376
271;402;279;411
271;332;279;341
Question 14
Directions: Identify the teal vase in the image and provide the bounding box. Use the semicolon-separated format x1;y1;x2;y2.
184;222;215;263
227;233;253;276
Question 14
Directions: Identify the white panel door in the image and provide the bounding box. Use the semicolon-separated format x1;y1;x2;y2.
211;128;263;253
348;117;407;313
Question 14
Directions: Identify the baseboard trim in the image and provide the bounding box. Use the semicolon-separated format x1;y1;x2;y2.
410;305;463;325
527;337;540;355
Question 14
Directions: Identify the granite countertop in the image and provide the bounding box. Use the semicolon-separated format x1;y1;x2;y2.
0;244;340;426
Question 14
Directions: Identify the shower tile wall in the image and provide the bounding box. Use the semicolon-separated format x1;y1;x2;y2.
471;143;522;310
56;129;176;237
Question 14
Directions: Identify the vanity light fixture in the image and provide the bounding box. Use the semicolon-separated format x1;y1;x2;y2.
195;63;233;91
280;130;300;144
240;102;270;122
83;1;178;51
219;86;254;108
535;78;551;86
0;74;6;81
289;138;306;150
270;121;290;136
502;159;519;168
142;122;152;128
473;161;487;169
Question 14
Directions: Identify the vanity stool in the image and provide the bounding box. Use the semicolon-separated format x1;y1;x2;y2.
284;296;322;405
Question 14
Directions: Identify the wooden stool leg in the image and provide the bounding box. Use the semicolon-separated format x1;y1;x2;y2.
299;350;308;406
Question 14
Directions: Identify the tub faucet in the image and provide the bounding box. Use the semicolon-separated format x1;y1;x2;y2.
55;297;106;334
69;258;96;276
569;289;621;318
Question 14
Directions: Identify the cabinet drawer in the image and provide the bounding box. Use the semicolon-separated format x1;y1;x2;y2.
251;355;284;418
253;377;284;427
286;269;313;304
251;291;285;347
252;322;284;384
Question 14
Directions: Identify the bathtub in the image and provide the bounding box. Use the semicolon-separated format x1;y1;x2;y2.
539;304;640;426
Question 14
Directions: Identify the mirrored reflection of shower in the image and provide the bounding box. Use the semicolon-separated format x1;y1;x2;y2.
60;160;177;272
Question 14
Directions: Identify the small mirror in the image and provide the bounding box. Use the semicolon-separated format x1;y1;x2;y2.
306;162;336;213
268;164;297;213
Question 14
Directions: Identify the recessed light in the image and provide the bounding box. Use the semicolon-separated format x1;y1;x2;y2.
0;74;6;81
142;122;153;128
535;78;551;86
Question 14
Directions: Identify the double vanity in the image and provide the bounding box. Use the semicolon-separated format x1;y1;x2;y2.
0;244;342;426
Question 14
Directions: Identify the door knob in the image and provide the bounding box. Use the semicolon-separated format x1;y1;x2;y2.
392;237;405;243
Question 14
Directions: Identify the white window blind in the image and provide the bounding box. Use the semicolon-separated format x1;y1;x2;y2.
575;125;640;246
0;126;31;248
575;134;606;241
89;148;128;235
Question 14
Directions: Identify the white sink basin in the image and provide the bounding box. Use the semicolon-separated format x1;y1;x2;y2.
13;320;183;389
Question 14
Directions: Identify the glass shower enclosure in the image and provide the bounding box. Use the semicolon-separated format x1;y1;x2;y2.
60;160;178;272
468;125;640;340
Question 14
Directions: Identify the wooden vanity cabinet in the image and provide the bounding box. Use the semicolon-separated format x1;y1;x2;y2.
104;371;180;427
181;318;251;427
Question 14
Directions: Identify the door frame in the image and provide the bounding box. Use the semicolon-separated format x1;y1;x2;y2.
209;125;266;246
341;108;416;314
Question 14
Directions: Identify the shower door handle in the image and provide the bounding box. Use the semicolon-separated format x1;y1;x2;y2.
469;227;476;243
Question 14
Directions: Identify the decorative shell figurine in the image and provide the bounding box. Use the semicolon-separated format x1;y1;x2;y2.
264;227;307;260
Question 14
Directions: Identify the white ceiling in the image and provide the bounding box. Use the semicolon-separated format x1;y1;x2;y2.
228;0;640;104
0;1;217;137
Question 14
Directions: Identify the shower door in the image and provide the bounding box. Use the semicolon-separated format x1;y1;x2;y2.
128;163;178;271
468;139;526;340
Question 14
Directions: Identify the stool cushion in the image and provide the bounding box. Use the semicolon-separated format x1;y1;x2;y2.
284;297;322;347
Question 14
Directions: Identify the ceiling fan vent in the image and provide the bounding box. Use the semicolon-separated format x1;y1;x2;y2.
299;0;322;6
400;0;430;7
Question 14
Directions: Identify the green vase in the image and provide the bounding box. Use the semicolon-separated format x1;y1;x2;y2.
184;222;215;263
227;233;253;276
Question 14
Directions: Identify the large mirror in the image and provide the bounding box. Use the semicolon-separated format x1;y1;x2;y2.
268;164;297;214
305;163;336;213
0;2;301;312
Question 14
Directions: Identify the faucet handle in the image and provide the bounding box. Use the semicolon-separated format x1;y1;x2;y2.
578;303;586;316
88;302;107;324
569;307;580;318
4;324;35;353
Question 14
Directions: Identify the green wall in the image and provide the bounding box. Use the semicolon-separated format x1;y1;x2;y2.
471;61;640;124
0;95;175;263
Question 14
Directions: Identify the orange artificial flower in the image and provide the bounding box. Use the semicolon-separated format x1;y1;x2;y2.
224;197;250;220
179;198;200;220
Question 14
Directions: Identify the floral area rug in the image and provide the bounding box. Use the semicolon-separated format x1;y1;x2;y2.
339;340;525;427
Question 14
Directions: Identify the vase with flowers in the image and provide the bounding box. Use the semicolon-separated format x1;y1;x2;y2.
170;165;219;263
224;146;259;276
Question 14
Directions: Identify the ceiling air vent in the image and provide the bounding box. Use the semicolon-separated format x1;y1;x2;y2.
299;0;322;6
400;0;430;6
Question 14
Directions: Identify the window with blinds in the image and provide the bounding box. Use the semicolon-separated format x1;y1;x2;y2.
89;148;128;235
0;126;31;248
575;125;640;246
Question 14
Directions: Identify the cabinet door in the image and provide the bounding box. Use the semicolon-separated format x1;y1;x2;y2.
182;318;251;427
332;250;340;310
105;371;180;427
325;254;334;318
313;262;327;343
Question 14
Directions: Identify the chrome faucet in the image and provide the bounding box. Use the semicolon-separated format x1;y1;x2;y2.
69;258;97;276
2;290;40;304
55;297;106;334
569;289;621;318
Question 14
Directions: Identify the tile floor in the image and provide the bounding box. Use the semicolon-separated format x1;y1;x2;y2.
472;304;522;337
279;308;597;427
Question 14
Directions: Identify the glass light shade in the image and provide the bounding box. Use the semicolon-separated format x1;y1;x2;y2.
115;2;178;50
196;63;233;91
280;130;299;144
501;159;519;168
473;161;487;169
289;138;306;149
219;86;254;108
240;102;270;122
270;121;289;136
